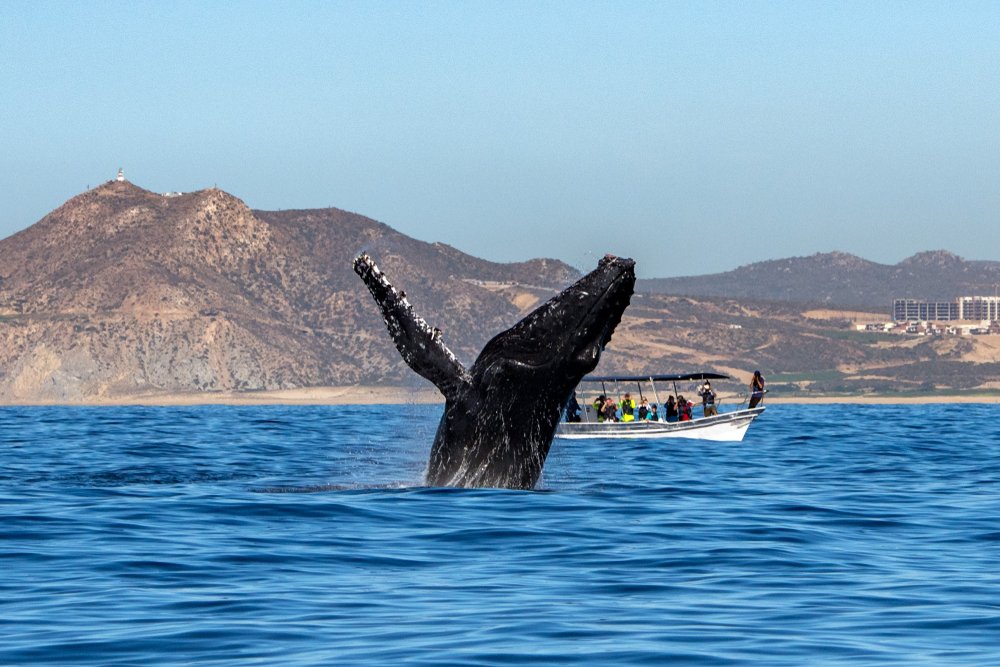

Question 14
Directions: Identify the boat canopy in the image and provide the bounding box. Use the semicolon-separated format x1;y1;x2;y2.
581;372;731;383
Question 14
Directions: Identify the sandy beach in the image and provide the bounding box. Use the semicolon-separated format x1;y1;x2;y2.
5;386;999;407
29;386;446;407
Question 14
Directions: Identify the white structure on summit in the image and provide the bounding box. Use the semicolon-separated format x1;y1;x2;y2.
116;168;125;182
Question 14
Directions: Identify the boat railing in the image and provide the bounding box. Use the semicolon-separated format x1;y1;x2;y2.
577;399;756;424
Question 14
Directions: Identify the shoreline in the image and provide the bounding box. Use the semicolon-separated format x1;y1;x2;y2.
3;386;999;407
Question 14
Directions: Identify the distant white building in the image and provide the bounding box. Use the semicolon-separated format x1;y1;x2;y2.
116;168;125;182
893;296;1000;323
957;296;1000;322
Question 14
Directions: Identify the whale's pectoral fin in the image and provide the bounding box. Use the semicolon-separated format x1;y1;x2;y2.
353;253;471;398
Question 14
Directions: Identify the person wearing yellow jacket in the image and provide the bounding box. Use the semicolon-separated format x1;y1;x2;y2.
619;393;636;422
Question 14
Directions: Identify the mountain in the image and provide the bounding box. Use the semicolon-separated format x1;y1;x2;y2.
0;179;577;401
2;179;999;403
639;251;1000;309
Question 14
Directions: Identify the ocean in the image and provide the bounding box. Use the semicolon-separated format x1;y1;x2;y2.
2;403;999;665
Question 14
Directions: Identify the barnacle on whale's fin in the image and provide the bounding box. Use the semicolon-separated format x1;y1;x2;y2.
353;253;471;399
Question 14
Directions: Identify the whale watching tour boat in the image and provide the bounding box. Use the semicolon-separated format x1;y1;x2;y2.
555;373;765;442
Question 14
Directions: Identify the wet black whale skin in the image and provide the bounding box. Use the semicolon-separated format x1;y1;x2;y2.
354;253;635;489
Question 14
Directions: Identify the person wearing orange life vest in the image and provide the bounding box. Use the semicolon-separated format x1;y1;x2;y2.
619;392;636;422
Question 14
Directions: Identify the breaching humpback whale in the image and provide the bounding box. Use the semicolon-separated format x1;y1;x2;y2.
353;253;635;489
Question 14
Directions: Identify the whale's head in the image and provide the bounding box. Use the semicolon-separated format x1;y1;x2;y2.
430;254;635;488
470;254;635;398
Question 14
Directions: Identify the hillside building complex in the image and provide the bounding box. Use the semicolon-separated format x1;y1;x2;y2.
893;296;1000;322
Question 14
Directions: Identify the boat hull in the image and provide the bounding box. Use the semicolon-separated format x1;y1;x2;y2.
555;407;765;442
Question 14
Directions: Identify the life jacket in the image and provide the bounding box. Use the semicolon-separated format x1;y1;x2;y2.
637;405;649;420
679;401;692;421
620;398;635;422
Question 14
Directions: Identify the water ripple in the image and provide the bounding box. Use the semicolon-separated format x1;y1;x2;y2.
2;403;1000;664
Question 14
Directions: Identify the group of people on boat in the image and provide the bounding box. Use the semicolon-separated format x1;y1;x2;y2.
564;373;766;424
589;393;699;423
564;391;692;424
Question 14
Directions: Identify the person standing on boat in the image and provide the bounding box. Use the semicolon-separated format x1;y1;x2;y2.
619;393;636;422
566;392;581;422
749;370;766;409
637;398;651;420
664;395;678;422
648;404;659;421
698;381;717;417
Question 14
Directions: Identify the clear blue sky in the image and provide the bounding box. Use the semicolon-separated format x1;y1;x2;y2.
2;1;998;278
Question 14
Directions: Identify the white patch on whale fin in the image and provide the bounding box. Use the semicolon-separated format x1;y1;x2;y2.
354;253;471;398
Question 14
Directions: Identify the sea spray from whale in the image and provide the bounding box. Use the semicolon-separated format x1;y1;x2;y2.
354;252;635;489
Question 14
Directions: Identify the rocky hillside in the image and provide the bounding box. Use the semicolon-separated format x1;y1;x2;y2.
2;179;998;402
0;179;577;401
639;251;1000;309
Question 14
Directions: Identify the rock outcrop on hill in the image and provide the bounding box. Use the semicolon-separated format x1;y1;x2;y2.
0;179;577;401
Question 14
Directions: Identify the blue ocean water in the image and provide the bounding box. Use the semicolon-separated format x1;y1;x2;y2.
2;403;999;665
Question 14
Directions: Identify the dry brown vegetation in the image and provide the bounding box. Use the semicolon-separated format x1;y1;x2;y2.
2;180;998;404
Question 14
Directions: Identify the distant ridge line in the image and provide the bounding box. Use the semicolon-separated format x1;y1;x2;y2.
638;250;1000;309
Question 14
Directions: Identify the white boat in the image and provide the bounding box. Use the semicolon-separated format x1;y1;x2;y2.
555;373;766;442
